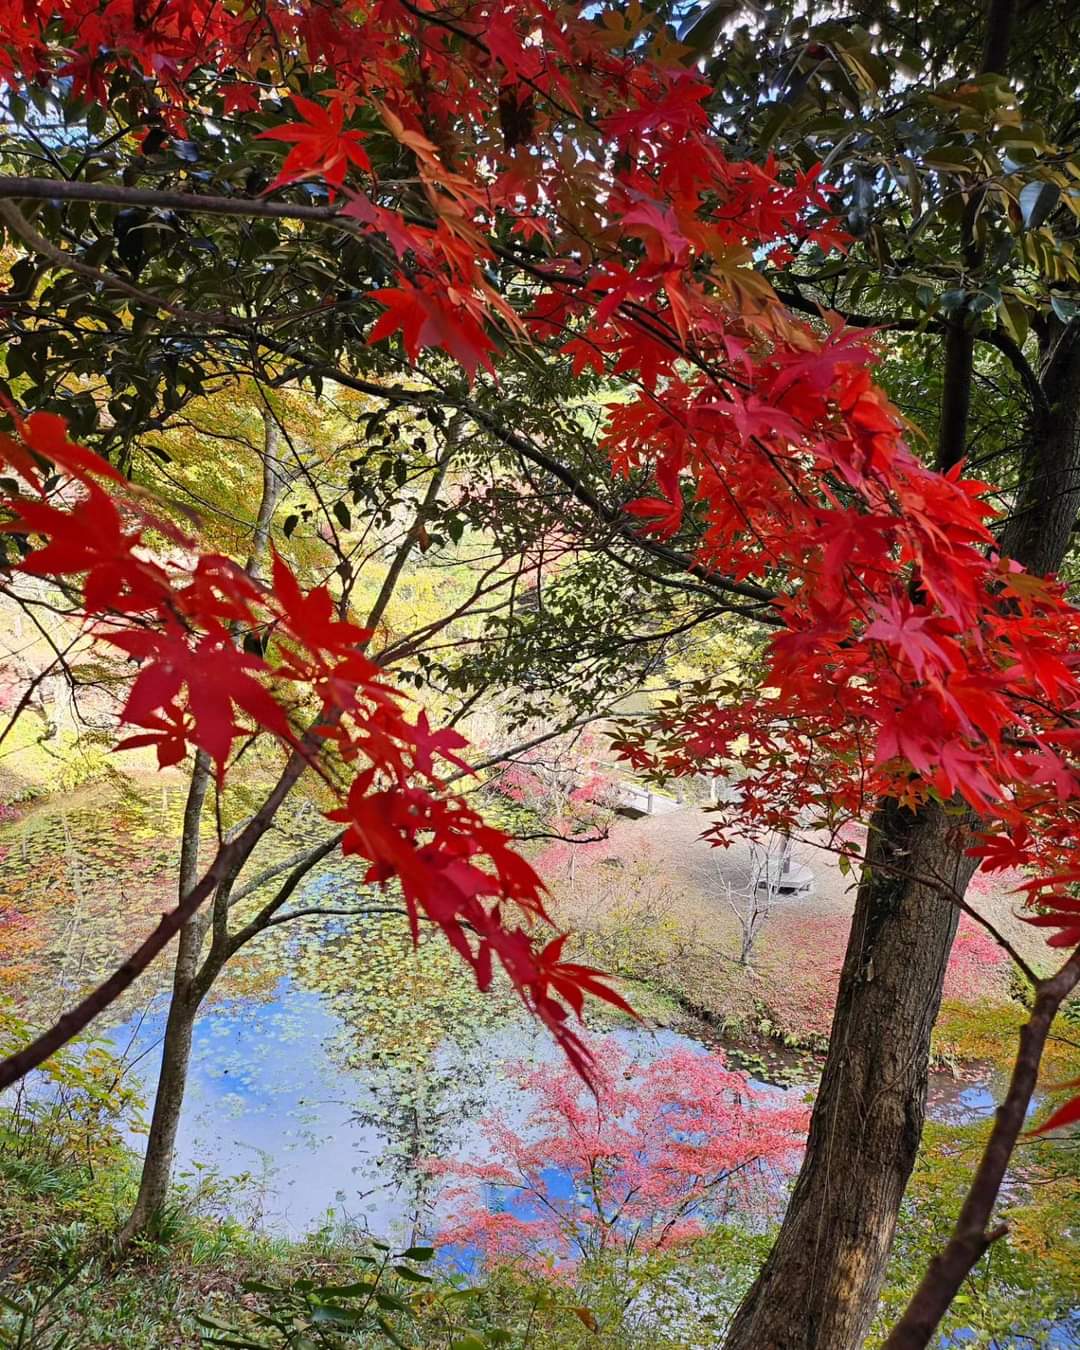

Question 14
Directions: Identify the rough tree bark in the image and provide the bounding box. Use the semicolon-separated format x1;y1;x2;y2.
998;318;1080;573
724;801;975;1348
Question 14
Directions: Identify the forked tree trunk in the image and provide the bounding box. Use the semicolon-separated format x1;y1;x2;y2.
119;410;458;1242
120;406;289;1242
120;750;211;1243
724;324;1080;1348
119;980;202;1238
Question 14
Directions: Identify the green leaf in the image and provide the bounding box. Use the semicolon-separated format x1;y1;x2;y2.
923;144;977;173
679;0;739;55
333;500;351;529
939;288;968;313
1000;297;1029;346
1020;180;1061;230
398;1246;435;1261
392;1264;432;1282
282;513;299;538
310;1307;358;1326
1051;294;1080;324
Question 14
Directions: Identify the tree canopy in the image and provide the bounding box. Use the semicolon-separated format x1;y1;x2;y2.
1;2;1080;1345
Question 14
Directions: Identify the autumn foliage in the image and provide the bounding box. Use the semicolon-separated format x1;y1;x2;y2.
429;1038;807;1272
0;0;1079;1136
0;407;630;1074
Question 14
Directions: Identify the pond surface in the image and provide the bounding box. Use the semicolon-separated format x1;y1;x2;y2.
96;975;1005;1254
0;784;1030;1264
103;981;809;1244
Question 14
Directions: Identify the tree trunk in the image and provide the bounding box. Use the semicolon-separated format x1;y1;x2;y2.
998;320;1080;573
120;748;211;1243
118;981;201;1239
724;328;1080;1349
724;802;975;1349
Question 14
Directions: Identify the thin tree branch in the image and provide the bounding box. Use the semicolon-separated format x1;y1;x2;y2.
883;943;1080;1350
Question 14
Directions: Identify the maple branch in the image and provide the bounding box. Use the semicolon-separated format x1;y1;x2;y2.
866;862;1038;986
510;828;610;845
216;832;344;968
883;942;1080;1350
280;360;780;616
225;706;640;943
0;177;779;617
0;179;786;620
225;837;341;909
0;831;246;1090
0;176;345;225
410;389;781;615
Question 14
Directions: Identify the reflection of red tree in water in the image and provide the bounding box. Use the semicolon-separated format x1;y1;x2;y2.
428;1036;807;1274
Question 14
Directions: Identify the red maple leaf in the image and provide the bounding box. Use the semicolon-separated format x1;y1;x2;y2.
258;94;370;196
109;623;293;769
864;596;948;679
367;281;496;381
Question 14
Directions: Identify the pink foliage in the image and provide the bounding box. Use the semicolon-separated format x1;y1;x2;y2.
532;834;614;879
943;913;1009;1001
488;742;620;882
763;882;1012;1036
429;1037;807;1272
496;762;545;805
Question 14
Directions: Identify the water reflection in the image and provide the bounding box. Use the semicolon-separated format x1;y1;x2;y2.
106;987;807;1244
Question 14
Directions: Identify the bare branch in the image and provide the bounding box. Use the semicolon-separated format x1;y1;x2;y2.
883;943;1080;1350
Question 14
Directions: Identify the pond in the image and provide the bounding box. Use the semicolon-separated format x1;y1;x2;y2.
0;783;1038;1287
102;981;811;1245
